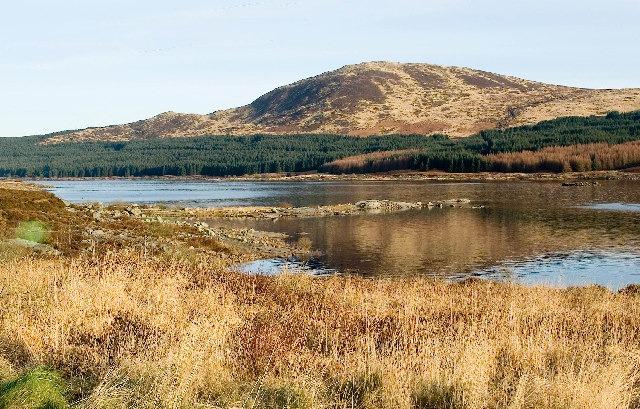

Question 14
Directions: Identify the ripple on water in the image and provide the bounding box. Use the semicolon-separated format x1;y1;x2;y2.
474;250;640;290
581;202;640;212
233;258;335;276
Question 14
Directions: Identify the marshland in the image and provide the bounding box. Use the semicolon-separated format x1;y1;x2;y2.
1;179;640;408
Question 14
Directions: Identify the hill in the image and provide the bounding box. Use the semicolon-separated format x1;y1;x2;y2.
42;62;640;144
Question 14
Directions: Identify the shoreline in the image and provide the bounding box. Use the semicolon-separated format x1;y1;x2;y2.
1;179;638;284
8;169;640;183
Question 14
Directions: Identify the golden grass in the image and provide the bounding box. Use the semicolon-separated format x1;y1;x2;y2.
2;249;640;408
0;185;89;255
2;181;640;408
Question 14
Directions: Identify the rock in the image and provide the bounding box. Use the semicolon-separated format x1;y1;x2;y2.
8;239;62;256
355;200;383;210
92;211;103;221
355;200;424;211
194;221;209;229
562;181;599;187
89;229;105;238
395;201;420;210
127;207;143;217
441;198;471;206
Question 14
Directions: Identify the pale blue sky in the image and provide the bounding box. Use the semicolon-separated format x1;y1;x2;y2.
1;0;639;137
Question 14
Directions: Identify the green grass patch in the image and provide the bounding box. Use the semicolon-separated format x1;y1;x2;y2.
0;367;68;409
15;221;48;244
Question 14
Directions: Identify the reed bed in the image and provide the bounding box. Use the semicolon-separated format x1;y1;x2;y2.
1;250;640;408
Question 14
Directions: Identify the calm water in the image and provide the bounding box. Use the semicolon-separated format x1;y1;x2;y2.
36;179;640;289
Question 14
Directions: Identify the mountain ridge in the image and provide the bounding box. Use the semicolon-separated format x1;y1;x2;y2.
42;61;640;144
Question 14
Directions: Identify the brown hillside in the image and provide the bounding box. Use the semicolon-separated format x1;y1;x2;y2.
43;62;640;143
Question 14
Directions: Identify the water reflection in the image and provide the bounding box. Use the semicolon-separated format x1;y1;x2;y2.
38;179;640;286
206;181;640;285
581;203;640;212
236;258;335;276
213;204;640;281
476;250;640;290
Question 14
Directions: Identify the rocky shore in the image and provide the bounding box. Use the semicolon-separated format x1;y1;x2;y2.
229;169;640;182
67;198;475;261
14;169;640;185
1;180;478;265
142;198;474;220
77;203;305;260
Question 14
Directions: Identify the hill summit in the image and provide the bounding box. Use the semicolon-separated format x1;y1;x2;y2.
44;62;640;143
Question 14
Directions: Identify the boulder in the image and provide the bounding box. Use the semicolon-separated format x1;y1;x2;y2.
127;207;143;217
355;200;383;210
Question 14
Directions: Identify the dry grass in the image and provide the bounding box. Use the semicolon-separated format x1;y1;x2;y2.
1;250;640;408
2;182;640;408
0;183;89;255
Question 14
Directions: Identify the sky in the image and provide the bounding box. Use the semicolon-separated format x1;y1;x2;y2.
1;0;639;138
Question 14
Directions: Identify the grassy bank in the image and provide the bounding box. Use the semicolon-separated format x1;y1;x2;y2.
3;252;640;408
1;182;640;408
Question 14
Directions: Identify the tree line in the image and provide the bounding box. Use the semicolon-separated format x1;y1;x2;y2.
2;111;640;177
0;135;444;178
322;111;640;173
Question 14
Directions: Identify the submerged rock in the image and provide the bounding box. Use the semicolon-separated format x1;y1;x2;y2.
355;200;422;211
562;181;599;187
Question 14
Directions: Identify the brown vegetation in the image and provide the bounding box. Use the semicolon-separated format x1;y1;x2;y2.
2;252;640;408
319;149;418;174
2;182;640;408
486;141;640;173
0;182;89;255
